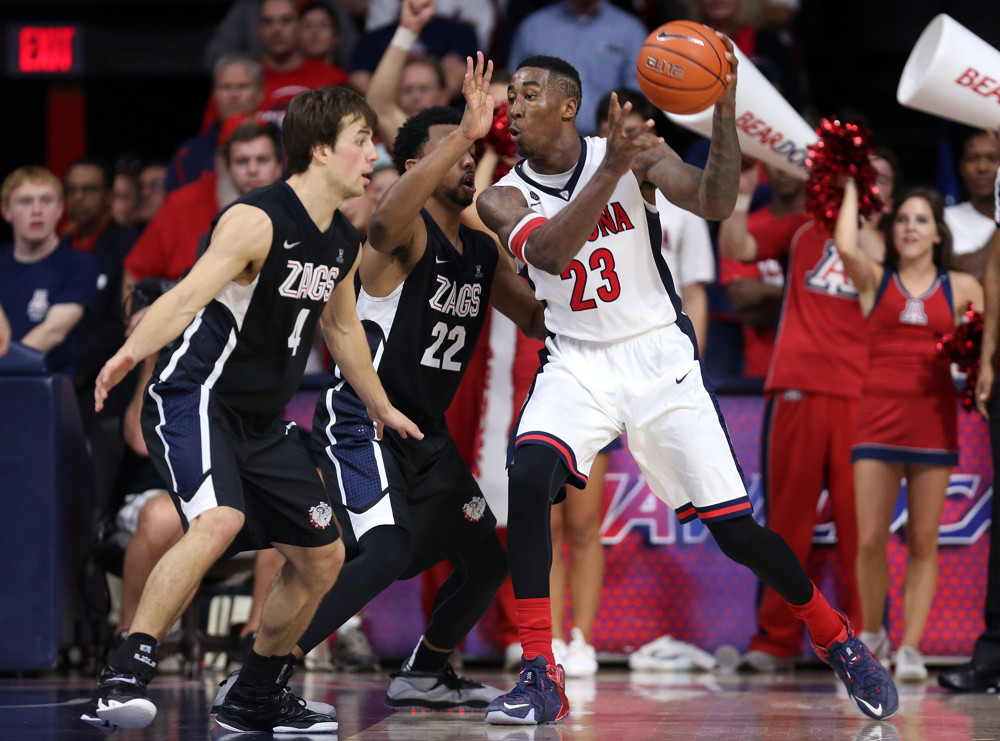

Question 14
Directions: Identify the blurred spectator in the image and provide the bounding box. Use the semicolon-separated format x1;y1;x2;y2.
124;119;283;295
365;0;496;53
946;129;1000;283
111;171;141;229
340;161;399;240
136;163;167;227
301;1;345;65
0;166;97;374
507;1;648;136
203;0;360;73
366;0;451;150
257;0;351;115
167;54;264;193
687;0;803;112
718;163;803;379
63;156;140;511
348;0;477;100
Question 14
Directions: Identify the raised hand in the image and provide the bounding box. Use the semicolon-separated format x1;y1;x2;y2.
459;51;495;143
400;0;434;34
601;92;659;178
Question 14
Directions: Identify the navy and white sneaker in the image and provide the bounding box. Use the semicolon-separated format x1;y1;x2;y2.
485;655;569;725
812;613;899;720
80;667;157;731
210;669;336;719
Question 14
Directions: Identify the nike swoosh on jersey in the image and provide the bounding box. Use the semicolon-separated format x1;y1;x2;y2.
675;370;692;384
284;240;301;249
435;257;448;264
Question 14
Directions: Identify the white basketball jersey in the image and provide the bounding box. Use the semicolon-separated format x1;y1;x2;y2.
496;136;681;342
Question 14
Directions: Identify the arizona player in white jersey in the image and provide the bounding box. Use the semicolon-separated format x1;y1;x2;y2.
476;53;898;725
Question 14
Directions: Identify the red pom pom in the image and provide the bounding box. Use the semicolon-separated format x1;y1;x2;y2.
937;302;984;412
805;118;882;232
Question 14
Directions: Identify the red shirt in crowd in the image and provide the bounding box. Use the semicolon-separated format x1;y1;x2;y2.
751;214;868;398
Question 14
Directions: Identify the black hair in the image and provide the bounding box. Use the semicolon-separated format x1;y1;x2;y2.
515;55;582;113
392;106;462;175
66;155;114;190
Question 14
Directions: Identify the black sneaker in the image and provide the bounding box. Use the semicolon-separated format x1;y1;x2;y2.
80;666;157;730
334;622;380;672
210;669;336;719
215;685;338;733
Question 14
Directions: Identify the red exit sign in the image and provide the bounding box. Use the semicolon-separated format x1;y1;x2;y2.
7;24;83;76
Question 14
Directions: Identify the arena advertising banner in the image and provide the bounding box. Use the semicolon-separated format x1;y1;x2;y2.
287;392;992;660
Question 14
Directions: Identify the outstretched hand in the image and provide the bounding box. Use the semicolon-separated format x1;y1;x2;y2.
602;92;660;178
715;32;739;110
460;51;495;143
95;351;138;412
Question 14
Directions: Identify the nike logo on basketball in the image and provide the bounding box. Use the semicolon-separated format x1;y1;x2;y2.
855;698;882;716
504;702;530;709
284;240;301;249
676;370;692;384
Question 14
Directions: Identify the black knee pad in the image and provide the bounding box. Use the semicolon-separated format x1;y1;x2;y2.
508;444;570;507
358;525;412;584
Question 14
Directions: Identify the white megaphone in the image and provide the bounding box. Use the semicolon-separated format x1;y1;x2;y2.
898;14;1000;129
663;45;815;181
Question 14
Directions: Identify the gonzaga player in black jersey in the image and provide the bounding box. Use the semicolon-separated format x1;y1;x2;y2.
291;54;545;711
84;86;421;735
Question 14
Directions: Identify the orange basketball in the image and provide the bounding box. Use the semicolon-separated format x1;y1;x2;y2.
636;21;731;115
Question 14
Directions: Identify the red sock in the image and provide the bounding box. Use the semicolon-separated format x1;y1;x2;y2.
787;582;848;649
516;598;554;665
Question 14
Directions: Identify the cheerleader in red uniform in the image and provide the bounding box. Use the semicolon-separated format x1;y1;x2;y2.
835;179;983;682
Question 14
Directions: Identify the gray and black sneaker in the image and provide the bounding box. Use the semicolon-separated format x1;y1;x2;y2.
385;663;504;711
334;622;380;672
215;683;338;733
210;669;336;719
80;666;157;731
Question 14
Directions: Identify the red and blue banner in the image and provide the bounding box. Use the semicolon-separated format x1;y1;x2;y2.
287;392;992;659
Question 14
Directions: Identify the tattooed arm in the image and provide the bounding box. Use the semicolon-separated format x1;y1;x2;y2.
634;34;741;221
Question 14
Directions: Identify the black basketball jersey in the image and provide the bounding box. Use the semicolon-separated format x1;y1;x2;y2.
154;180;360;416
335;209;498;421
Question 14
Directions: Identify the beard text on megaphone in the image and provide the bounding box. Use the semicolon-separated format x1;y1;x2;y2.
955;68;1000;103
735;111;810;169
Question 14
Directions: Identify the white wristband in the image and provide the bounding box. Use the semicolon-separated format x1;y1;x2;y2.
390;26;417;52
733;193;752;213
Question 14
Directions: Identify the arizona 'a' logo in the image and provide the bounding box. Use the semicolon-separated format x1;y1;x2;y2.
899;298;928;326
462;495;487;522
804;241;858;299
308;501;333;529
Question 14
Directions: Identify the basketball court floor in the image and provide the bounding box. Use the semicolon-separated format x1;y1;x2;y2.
3;665;998;740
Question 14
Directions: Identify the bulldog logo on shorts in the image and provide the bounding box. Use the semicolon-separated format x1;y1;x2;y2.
462;495;486;522
308;501;333;529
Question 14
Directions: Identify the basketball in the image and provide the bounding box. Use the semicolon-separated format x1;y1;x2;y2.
636;21;731;115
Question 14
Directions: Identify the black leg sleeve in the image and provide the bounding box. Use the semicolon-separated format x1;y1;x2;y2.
506;444;570;599
707;514;814;606
421;531;509;650
296;525;411;655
